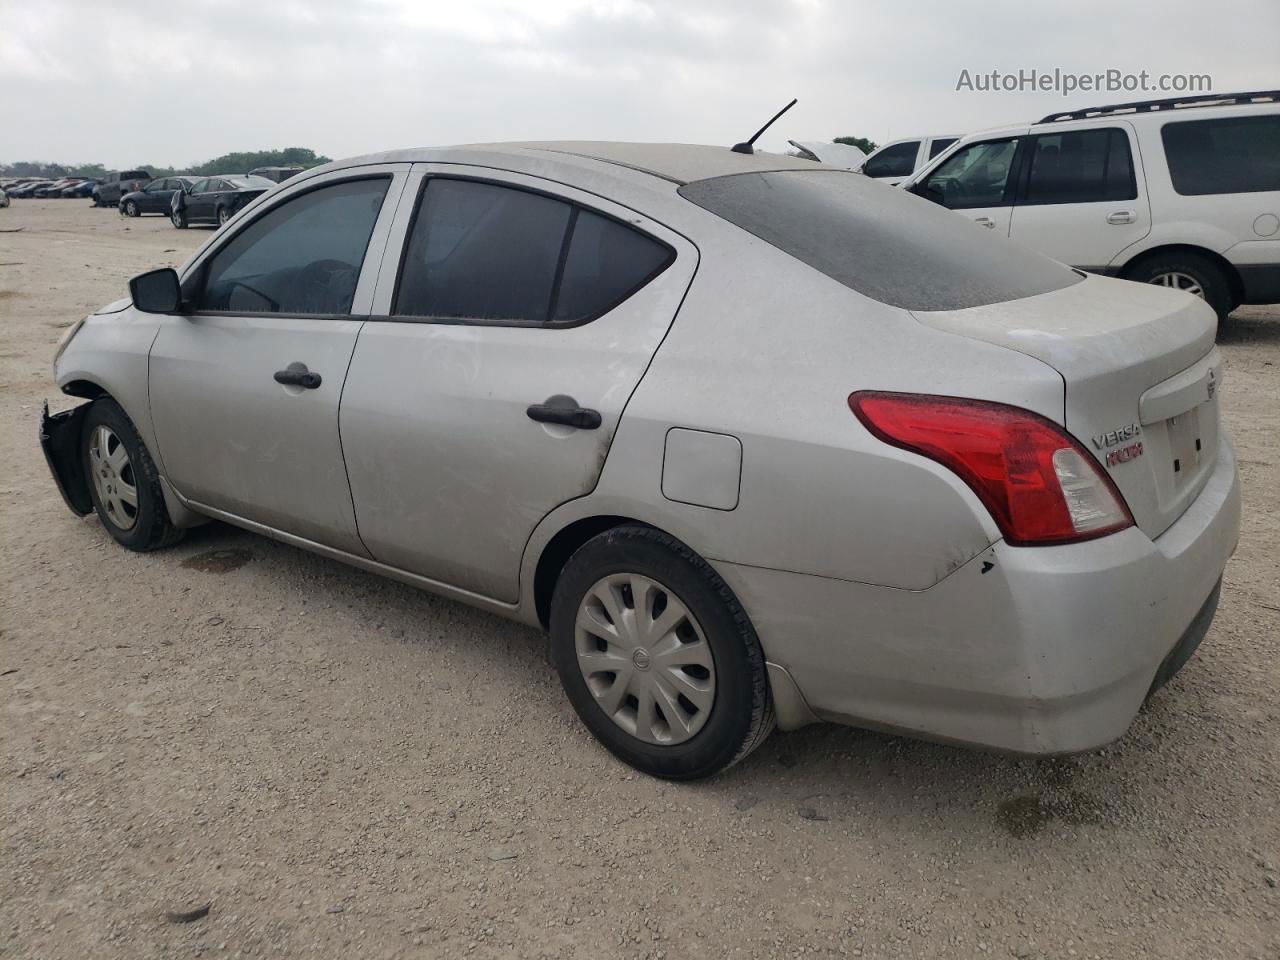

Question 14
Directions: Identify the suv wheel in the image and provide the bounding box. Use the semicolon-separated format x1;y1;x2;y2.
549;525;774;780
1126;252;1233;325
81;398;183;552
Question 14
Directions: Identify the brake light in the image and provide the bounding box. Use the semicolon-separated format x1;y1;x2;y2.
848;391;1133;546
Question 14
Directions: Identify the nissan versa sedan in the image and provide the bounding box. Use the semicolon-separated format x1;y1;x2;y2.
41;142;1240;779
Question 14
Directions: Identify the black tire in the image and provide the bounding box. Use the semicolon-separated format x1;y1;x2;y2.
549;525;774;780
1125;251;1233;326
216;205;232;226
171;207;188;229
124;199;139;217
80;397;183;552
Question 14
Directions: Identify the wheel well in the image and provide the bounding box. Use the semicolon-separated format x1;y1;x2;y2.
1119;244;1244;307
532;515;652;628
62;379;107;400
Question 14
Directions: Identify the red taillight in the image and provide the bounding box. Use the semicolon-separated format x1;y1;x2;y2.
848;391;1134;546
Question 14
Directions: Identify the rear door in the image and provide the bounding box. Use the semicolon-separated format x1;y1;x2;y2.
340;165;698;602
148;165;408;553
1007;122;1151;270
913;134;1026;235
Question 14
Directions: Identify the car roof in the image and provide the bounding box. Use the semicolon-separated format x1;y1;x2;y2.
324;141;830;186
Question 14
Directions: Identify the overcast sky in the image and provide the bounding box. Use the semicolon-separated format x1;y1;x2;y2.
2;0;1277;168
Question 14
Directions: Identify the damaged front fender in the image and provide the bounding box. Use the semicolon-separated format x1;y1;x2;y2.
39;401;92;516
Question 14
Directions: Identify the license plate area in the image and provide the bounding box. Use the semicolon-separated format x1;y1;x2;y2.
1166;406;1204;493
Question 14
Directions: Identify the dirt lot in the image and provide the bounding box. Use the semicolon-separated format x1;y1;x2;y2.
1;200;1278;960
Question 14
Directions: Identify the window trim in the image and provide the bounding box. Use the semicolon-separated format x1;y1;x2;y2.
1013;126;1138;207
182;172;396;320
386;173;676;331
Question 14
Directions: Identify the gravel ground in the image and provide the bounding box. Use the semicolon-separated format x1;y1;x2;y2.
1;200;1278;960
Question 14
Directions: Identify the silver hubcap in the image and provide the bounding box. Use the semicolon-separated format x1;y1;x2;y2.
88;425;138;530
1151;271;1204;299
575;573;716;745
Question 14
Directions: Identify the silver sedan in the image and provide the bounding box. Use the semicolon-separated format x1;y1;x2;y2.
42;142;1240;778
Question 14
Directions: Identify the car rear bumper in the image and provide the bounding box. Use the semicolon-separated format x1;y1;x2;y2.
713;433;1241;755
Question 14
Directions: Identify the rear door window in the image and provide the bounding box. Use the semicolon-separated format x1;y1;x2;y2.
394;178;673;325
928;137;958;159
1161;114;1280;195
195;177;391;315
1021;128;1136;204
862;141;920;178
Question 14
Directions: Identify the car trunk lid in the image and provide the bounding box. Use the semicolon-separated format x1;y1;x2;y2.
912;274;1220;539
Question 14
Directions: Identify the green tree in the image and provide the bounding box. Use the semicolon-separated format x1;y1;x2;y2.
835;135;877;154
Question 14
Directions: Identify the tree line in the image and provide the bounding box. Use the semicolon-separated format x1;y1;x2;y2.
0;147;332;180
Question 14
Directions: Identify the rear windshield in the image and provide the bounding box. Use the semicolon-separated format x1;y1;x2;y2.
679;170;1082;311
121;170;150;180
226;176;274;189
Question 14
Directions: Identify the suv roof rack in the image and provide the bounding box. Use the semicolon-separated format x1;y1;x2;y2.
1038;89;1280;124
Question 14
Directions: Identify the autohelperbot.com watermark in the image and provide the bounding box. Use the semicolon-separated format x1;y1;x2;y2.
955;68;1212;98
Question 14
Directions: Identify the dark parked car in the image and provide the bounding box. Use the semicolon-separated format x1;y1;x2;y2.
171;175;274;227
35;179;81;198
248;165;304;183
119;176;199;217
67;179;100;198
10;180;54;198
94;170;152;207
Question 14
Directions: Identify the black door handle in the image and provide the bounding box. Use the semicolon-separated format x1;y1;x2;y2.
527;396;601;430
274;369;322;389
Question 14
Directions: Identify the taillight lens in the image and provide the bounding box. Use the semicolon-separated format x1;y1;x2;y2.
848;391;1133;546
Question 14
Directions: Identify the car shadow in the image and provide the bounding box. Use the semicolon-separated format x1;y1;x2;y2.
1219;307;1280;345
167;519;1226;844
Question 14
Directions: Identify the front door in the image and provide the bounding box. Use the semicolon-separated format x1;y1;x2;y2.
914;134;1026;237
340;166;698;602
1007;122;1151;270
148;166;408;554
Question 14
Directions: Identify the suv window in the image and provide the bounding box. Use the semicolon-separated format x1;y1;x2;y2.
863;141;920;178
1022;128;1135;205
920;138;1020;209
680;170;1080;311
928;137;958;160
121;170;150;181
195;177;390;315
394;178;673;325
1161;114;1280;196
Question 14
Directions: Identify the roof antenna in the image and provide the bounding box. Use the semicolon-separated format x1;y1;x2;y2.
731;98;798;155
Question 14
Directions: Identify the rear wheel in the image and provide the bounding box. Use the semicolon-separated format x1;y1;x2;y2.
171;207;188;229
549;525;773;779
80;398;183;552
217;205;232;226
1125;251;1233;326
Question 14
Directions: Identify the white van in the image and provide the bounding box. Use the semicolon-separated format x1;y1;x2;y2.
902;91;1280;323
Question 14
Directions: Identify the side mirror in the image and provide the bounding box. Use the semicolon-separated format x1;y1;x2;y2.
129;267;183;315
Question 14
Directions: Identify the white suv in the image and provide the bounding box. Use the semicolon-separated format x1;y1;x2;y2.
901;91;1280;324
860;135;959;184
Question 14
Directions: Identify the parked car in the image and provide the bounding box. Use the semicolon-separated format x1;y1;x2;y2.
859;134;959;184
0;189;8;209
42;142;1239;780
902;91;1280;324
9;180;54;198
67;179;99;198
249;165;305;183
119;176;200;217
170;175;274;227
94;170;152;207
37;178;82;198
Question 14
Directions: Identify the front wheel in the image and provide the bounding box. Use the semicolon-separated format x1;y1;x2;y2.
124;199;139;217
80;398;183;551
549;525;774;780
